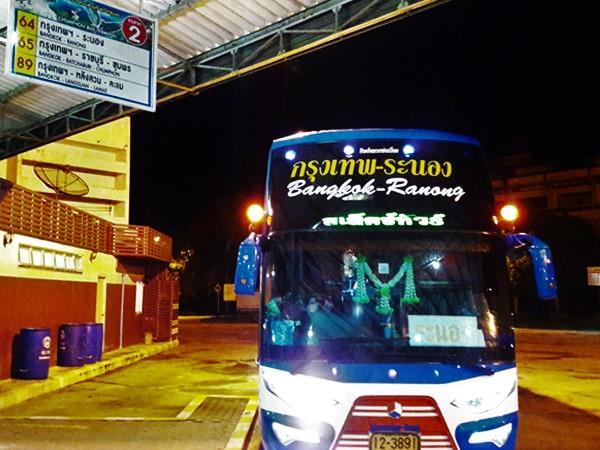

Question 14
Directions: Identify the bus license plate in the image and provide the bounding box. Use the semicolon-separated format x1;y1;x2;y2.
370;433;420;450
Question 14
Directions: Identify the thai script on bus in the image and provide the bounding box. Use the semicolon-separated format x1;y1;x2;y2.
322;212;446;227
290;158;453;183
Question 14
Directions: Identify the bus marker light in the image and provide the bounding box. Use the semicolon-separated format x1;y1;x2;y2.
403;144;415;156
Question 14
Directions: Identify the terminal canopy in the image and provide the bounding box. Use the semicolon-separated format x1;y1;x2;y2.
0;0;446;159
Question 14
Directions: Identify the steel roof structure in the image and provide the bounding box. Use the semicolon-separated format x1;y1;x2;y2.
0;0;446;160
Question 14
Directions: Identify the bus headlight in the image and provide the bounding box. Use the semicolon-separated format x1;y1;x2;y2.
263;375;339;415
451;378;516;414
468;423;513;447
272;422;320;446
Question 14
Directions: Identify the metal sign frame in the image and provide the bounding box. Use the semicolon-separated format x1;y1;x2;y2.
4;0;157;111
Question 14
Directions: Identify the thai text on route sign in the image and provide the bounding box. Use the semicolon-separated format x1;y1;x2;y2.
4;0;157;111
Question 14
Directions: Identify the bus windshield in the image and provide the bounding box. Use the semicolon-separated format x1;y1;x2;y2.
260;230;514;365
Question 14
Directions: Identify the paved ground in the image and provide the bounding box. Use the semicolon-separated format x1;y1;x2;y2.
1;319;599;449
0;340;178;411
518;388;600;450
515;328;600;418
0;317;259;450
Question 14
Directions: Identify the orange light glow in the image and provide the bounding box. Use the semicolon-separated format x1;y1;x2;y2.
500;204;519;222
246;204;265;223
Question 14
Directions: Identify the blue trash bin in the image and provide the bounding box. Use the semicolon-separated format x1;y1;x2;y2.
85;323;103;363
15;328;51;380
58;324;90;366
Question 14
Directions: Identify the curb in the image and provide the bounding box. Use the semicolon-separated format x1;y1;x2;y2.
224;397;259;450
0;340;178;411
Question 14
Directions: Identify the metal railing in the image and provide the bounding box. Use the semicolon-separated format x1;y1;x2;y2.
112;224;172;262
0;178;171;262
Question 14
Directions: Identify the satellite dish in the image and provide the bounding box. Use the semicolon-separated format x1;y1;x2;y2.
34;164;90;197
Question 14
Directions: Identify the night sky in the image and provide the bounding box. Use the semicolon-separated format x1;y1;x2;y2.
128;0;596;293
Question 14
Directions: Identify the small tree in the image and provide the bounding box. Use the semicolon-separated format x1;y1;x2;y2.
169;248;194;279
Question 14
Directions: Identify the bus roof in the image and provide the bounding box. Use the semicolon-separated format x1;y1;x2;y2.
271;129;481;150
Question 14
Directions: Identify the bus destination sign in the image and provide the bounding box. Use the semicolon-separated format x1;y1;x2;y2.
4;0;157;111
269;139;496;232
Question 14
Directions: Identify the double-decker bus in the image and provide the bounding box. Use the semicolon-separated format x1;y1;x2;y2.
235;129;557;450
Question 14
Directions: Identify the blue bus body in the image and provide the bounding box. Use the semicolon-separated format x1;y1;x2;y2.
236;129;556;450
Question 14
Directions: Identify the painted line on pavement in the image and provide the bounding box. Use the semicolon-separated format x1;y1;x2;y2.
211;394;257;399
176;394;208;420
0;394;260;425
7;422;89;429
224;396;259;450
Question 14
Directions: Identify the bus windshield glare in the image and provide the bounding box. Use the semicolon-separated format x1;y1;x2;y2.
261;230;513;365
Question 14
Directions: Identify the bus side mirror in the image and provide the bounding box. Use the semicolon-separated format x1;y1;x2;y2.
505;233;558;300
234;233;261;295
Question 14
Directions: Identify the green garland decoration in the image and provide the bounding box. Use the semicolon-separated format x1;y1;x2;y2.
353;255;370;304
400;255;420;304
375;285;394;315
353;255;420;315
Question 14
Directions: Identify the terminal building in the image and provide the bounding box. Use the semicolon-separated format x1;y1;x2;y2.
490;153;600;231
0;118;178;381
490;153;600;318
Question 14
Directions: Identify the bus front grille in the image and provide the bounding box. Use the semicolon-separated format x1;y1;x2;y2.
333;395;456;450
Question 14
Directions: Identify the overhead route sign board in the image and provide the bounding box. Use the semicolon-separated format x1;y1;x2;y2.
4;0;157;111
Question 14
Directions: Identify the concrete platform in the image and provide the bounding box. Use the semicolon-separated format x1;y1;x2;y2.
0;340;178;411
2;320;599;449
515;328;600;418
